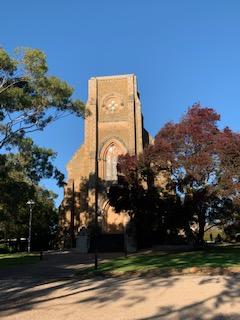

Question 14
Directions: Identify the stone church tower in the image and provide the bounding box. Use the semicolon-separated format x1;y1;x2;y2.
60;74;151;248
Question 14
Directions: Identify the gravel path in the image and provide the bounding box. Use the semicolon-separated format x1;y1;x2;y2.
0;251;240;320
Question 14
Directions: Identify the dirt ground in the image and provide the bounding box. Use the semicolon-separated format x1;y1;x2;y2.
0;251;239;320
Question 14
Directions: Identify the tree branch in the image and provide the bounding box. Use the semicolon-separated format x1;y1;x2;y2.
0;79;27;95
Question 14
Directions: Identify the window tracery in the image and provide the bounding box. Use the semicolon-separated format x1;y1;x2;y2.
105;143;119;181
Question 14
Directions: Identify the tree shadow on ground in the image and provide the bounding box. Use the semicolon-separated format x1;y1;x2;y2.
0;251;239;319
0;271;179;317
136;274;240;320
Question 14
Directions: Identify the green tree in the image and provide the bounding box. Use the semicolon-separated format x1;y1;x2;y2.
0;150;60;249
0;47;86;248
7;137;64;186
0;47;86;149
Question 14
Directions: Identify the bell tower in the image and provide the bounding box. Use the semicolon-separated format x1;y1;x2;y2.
84;74;146;180
60;74;150;245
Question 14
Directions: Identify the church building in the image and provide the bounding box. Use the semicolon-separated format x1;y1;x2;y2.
60;74;151;249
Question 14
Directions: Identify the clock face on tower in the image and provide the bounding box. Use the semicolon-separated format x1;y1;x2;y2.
102;94;124;114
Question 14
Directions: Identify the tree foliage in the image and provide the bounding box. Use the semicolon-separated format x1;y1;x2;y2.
108;104;240;246
0;47;86;248
0;47;86;149
0;152;58;249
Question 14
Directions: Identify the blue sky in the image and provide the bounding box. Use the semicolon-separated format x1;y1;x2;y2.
1;0;240;205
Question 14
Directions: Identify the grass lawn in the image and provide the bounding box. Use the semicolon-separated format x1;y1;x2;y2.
0;253;39;269
80;245;240;276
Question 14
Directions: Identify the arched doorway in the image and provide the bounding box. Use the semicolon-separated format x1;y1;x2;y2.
100;200;128;233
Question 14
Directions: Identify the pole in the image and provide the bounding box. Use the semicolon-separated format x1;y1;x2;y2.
124;225;128;258
28;205;32;253
70;181;75;248
94;79;99;270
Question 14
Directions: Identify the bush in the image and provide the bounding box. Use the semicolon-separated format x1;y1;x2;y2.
0;244;10;254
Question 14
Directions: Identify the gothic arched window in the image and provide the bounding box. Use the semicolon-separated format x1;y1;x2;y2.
105;143;119;181
100;139;127;182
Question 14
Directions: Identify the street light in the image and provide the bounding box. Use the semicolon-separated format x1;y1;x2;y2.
26;200;35;253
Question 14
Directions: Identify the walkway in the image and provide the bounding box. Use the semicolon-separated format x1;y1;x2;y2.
0;251;239;320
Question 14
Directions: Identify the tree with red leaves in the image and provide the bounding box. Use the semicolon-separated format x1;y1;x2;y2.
108;104;240;247
154;104;240;244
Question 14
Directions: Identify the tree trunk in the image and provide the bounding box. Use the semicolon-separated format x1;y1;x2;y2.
197;212;206;245
184;222;195;245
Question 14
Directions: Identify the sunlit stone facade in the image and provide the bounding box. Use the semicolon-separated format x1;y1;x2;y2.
60;74;151;246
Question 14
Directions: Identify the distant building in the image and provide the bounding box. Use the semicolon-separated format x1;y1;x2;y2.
59;74;151;249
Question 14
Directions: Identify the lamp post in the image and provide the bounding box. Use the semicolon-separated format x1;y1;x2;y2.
26;200;35;253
